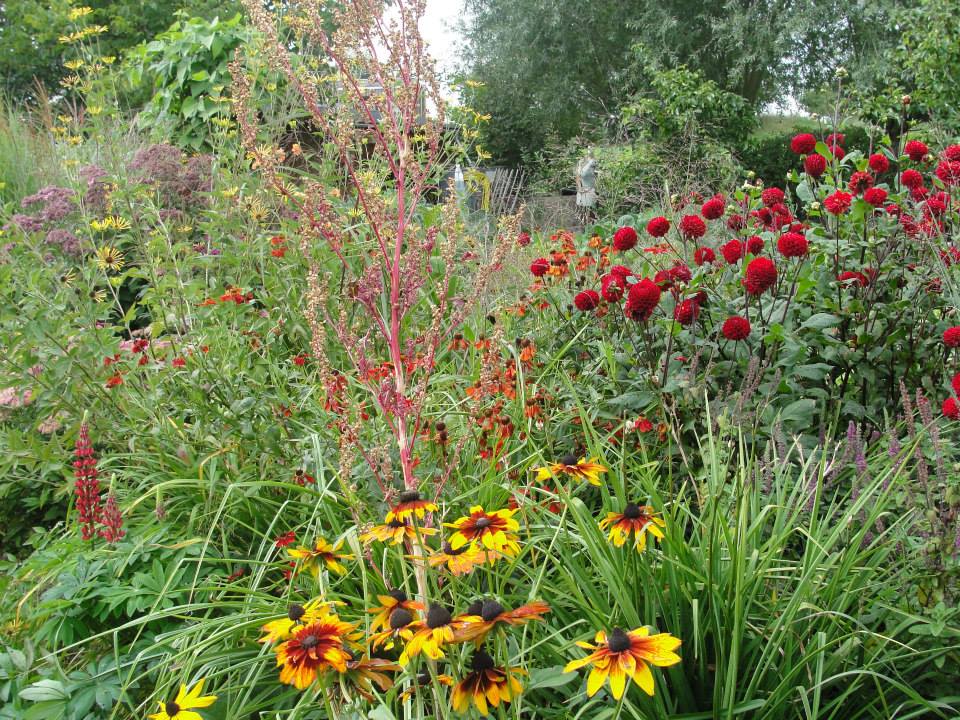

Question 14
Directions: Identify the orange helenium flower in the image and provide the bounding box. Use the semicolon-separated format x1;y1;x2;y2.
599;504;666;552
445;506;520;556
274;613;359;690
534;454;607;486
563;627;681;699
451;650;525;715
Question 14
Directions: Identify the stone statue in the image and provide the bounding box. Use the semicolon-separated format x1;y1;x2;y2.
575;148;597;223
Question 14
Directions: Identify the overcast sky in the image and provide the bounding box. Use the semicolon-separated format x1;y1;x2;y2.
422;0;466;91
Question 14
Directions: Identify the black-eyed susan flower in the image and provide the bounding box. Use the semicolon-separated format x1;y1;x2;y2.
599;503;666;552
361;518;438;545
451;649;525;716
456;599;551;645
259;599;342;644
399;604;470;664
428;541;489;576
445;506;520;556
534;454;607;486
369;607;418;651
274;611;360;690
368;590;424;632
147;677;216;720
96;245;125;272
386;489;439;522
398;669;455;702
287;537;351;577
563;626;681;699
341;650;400;701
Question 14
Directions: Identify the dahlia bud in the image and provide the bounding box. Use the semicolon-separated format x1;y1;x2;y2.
901;95;911;106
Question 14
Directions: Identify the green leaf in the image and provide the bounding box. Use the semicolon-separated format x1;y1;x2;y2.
19;680;68;702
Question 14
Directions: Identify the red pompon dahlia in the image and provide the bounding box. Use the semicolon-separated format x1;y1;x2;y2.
743;257;777;295
574;289;601;312
824;190;852;215
669;262;692;284
944;397;960;420
944;144;960;162
837;271;868;287
863;187;888;207
678;214;706;239
868;153;890;174
646;216;670;237
674;298;700;326
828;143;845;160
74;423;102;541
746;235;764;255
803;154;826;178
777;231;809;258
901;169;923;188
624;278;661;322
761;187;785;207
790;133;817;155
935;160;960;186
99;492;125;543
516;231;531;247
613;226;639;251
601;274;626;302
904;139;928;162
609;264;633;280
720;239;744;264
693;247;716;266
726;213;746;231
848;171;874;195
701;196;725;220
944;326;960;348
530;258;549;277
952;372;960;397
721;316;751;341
825;133;845;147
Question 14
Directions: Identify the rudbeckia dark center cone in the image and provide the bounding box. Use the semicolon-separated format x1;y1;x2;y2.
398;489;421;503
561;453;578;466
474;517;492;529
388;518;406;528
427;604;453;628
465;600;484;616
389;589;407;602
288;603;306;622
389;608;413;629
607;628;632;653
480;600;504;621
623;503;642;520
165;701;181;716
300;634;320;649
442;541;466;556
471;649;496;672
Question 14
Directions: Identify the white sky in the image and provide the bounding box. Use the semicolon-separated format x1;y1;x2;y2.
421;0;466;88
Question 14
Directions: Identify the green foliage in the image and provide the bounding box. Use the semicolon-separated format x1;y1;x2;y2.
126;13;250;150
0;0;237;99
618;49;757;146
